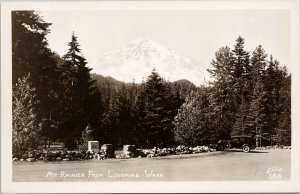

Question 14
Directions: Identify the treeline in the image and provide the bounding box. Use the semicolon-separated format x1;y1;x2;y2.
175;37;291;147
91;73;194;148
12;11;290;155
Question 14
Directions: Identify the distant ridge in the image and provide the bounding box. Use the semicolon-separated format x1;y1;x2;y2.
91;73;197;104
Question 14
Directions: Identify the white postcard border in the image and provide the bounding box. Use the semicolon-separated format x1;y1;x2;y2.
1;0;300;193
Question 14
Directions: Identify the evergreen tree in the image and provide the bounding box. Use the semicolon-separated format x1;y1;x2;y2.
13;74;42;156
140;70;167;147
244;45;268;145
231;36;251;136
207;47;235;139
60;32;103;148
115;86;136;145
232;36;251;80
135;70;179;147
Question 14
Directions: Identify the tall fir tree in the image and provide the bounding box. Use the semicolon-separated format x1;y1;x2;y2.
231;36;251;136
244;45;268;145
59;32;103;148
208;46;236;139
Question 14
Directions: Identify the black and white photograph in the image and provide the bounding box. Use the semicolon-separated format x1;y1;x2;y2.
1;0;300;193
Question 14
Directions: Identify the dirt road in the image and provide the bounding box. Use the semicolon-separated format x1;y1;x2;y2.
13;149;290;181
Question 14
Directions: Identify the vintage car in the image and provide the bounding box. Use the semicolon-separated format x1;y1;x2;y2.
215;135;256;152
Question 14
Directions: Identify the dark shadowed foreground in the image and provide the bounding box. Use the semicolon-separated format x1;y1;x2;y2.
13;150;290;181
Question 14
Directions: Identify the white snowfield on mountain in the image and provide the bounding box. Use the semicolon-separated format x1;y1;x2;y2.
92;38;207;86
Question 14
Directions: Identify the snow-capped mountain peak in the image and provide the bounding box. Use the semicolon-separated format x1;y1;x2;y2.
92;38;205;85
124;37;172;59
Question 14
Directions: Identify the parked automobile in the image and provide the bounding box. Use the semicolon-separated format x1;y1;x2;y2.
216;135;256;152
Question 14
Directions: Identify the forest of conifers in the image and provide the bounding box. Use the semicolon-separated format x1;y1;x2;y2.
12;11;291;154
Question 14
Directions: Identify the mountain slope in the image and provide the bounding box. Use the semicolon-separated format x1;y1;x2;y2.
92;38;205;86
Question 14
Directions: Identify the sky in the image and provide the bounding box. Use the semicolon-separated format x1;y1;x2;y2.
40;10;290;82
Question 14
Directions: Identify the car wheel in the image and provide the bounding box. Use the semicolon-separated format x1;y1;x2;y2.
242;145;250;153
217;146;223;151
224;142;231;150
